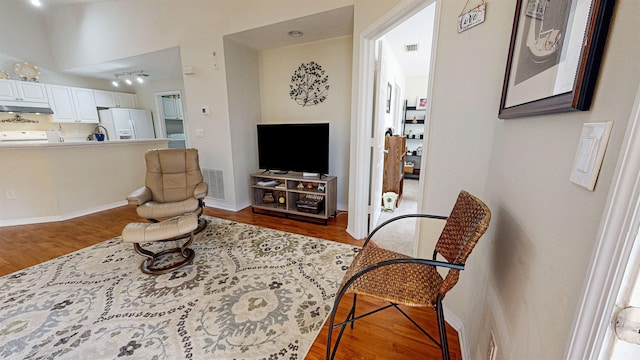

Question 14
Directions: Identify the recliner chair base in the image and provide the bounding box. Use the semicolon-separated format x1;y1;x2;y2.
134;241;195;275
122;213;199;275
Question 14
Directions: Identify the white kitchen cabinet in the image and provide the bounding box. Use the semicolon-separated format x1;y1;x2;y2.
94;90;137;108
116;92;137;108
162;97;179;119
0;79;48;103
0;80;16;101
176;98;183;119
46;85;76;122
46;84;99;123
71;87;99;123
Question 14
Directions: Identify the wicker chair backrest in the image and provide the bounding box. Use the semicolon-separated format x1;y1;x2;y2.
435;190;491;297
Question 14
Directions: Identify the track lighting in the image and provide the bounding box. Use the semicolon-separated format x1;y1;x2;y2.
111;70;149;87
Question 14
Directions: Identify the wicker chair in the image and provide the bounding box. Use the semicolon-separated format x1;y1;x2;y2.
326;190;491;360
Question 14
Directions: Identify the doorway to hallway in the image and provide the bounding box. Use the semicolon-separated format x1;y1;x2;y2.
371;2;435;256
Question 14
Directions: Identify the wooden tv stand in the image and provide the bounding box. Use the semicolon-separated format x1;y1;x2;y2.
250;171;337;225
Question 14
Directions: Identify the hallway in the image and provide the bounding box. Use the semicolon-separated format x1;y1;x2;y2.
375;177;419;255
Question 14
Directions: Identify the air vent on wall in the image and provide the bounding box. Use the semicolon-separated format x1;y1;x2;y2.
202;168;225;200
405;44;419;52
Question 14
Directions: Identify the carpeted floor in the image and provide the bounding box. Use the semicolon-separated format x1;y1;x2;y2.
0;216;358;359
374;178;419;255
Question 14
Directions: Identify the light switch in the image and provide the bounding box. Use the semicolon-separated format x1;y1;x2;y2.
569;121;613;191
195;129;204;138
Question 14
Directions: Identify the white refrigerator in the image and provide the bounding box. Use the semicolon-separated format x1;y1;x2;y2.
98;109;156;140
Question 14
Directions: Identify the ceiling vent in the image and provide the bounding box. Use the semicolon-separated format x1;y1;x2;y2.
405;44;419;52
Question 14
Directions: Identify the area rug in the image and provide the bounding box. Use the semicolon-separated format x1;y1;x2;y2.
0;216;359;359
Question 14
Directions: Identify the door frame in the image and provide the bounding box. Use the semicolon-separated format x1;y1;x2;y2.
566;82;640;358
347;0;438;239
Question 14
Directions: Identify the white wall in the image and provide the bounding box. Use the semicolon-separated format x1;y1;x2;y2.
405;75;428;106
421;1;640;359
224;38;262;210
259;36;353;210
378;37;406;133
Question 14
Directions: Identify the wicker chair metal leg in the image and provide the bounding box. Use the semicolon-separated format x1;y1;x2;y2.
327;284;356;360
436;294;450;360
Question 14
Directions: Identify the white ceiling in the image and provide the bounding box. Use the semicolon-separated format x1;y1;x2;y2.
225;6;354;51
64;47;183;81
53;2;431;82
383;4;435;77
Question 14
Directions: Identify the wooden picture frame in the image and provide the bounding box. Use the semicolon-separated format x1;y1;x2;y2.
498;0;615;119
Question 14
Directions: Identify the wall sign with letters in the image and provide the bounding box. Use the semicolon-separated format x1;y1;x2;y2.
458;0;486;33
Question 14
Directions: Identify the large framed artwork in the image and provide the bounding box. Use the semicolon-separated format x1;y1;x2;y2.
498;0;615;119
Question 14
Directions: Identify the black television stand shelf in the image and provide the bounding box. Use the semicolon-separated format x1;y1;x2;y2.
250;171;337;225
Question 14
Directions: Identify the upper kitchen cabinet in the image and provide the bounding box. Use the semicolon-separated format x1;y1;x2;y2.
162;96;183;120
46;84;99;123
0;79;48;103
72;87;99;123
94;90;137;108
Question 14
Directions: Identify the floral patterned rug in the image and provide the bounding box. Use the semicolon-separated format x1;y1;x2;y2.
0;216;358;359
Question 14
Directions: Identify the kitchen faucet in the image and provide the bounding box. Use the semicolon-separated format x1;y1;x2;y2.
92;125;110;140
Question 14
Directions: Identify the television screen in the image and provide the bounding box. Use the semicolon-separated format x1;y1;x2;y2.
257;123;329;174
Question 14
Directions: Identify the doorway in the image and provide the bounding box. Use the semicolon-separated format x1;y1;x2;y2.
154;90;186;148
368;2;436;256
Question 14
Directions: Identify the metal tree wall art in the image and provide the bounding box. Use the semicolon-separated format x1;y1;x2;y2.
289;61;329;107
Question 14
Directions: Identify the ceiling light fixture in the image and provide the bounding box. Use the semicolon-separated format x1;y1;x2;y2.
111;70;149;87
30;0;42;7
287;30;304;37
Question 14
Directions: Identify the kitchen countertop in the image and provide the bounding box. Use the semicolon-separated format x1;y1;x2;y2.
0;138;169;150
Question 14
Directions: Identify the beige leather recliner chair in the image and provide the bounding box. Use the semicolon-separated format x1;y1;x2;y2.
127;148;208;235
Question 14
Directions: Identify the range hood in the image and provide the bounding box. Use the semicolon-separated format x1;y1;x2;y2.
0;101;53;114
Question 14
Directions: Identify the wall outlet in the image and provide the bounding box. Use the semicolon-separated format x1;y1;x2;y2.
488;331;497;360
195;129;204;138
6;189;16;199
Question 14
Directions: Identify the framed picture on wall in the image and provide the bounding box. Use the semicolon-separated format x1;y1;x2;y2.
498;0;615;119
386;83;392;113
416;97;427;110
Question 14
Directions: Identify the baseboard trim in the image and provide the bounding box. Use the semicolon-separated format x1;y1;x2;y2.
0;200;128;227
444;304;470;360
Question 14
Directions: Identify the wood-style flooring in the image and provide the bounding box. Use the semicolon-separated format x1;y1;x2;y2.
0;206;462;359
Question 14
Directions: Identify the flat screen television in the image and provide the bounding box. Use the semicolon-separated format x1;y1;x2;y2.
257;123;329;175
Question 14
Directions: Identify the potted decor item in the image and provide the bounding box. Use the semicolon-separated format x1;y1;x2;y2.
93;130;105;141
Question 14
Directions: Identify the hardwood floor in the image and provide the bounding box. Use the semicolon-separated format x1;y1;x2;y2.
0;206;462;359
